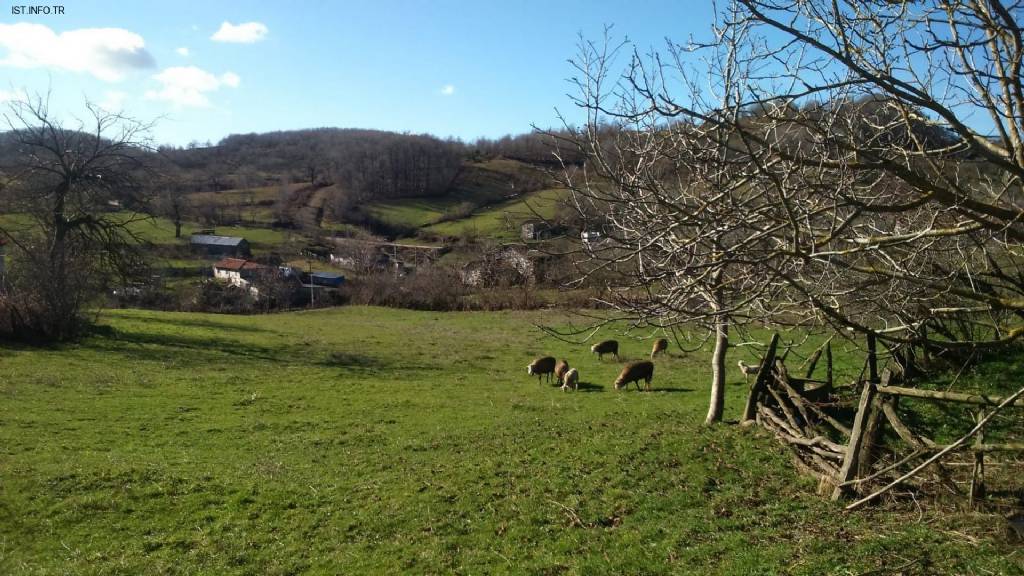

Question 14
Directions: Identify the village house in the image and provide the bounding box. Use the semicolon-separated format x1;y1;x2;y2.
212;258;270;296
190;234;251;257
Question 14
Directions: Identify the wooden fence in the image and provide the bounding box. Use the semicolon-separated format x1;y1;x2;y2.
743;333;1024;510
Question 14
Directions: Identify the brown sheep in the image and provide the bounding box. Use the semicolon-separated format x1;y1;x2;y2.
527;356;557;384
591;339;619;360
554;359;571;386
614;361;654;391
651;338;668;360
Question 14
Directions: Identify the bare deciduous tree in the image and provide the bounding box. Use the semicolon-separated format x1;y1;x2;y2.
561;0;1024;420
0;95;153;340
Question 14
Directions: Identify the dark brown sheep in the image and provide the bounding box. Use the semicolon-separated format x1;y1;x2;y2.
651;338;668;360
554;359;571;386
614;361;654;391
527;356;557;384
591;339;619;360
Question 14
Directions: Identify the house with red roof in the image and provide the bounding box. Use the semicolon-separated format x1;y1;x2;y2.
212;258;270;295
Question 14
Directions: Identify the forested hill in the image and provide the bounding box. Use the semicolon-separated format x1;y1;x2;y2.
152;128;582;198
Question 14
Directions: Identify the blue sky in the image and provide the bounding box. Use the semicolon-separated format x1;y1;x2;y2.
0;0;714;146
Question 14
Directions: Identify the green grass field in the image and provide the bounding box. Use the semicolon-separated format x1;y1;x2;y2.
0;307;1018;575
121;215;298;250
366;198;466;228
425;188;567;240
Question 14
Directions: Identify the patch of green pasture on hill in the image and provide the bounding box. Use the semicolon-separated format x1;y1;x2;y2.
118;214;300;251
0;307;1017;575
366;197;464;228
425;188;568;240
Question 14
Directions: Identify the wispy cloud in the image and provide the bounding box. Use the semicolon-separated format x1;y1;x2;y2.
440;84;456;96
145;66;240;108
176;47;190;57
0;23;155;82
211;21;268;44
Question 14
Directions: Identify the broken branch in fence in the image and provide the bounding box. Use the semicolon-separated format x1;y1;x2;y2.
876;385;1024;407
878;395;968;494
774;371;851;437
825;341;833;392
845;384;1024;511
742;333;780;423
839;448;928;488
832;380;878;500
858;372;892;477
800;336;833;378
880;398;937;449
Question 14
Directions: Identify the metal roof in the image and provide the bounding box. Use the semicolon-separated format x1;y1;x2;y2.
190;234;246;246
213;258;266;271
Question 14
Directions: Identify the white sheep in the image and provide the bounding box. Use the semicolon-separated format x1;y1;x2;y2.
737;360;760;384
561;368;579;391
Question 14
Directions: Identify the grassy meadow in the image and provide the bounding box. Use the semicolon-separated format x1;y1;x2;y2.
0;307;1019;575
424;188;567;240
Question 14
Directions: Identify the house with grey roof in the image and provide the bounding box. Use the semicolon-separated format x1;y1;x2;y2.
189;234;251;257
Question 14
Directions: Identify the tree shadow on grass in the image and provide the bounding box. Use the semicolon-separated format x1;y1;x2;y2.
83;330;397;377
317;351;391;375
648;387;695;393
83;330;285;364
109;314;273;334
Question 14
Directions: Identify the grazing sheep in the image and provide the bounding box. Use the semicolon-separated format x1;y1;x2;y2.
591;339;619;360
737;360;760;384
614;361;654;391
554;359;571;386
562;368;579;391
527;356;557;384
651;338;669;360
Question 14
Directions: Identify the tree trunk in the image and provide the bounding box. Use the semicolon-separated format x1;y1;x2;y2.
705;314;729;425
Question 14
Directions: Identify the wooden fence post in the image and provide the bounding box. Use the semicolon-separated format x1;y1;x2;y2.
857;370;892;478
970;409;986;508
832;378;878;500
825;340;833;394
867;332;879;384
741;333;780;424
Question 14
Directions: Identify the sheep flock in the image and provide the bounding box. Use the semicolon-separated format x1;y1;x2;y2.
526;339;668;392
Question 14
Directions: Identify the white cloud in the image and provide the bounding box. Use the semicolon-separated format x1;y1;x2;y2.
440;84;456;96
98;90;127;111
211;21;268;44
220;71;240;88
0;23;154;82
176;47;190;57
145;66;240;108
0;88;27;103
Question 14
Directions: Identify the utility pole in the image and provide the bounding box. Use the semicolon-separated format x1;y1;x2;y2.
307;256;315;307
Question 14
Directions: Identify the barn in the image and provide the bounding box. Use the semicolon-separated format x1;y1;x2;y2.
190;234;251;257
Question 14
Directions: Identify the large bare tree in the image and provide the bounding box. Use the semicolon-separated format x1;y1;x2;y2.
0;95;153;340
562;0;1024;421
